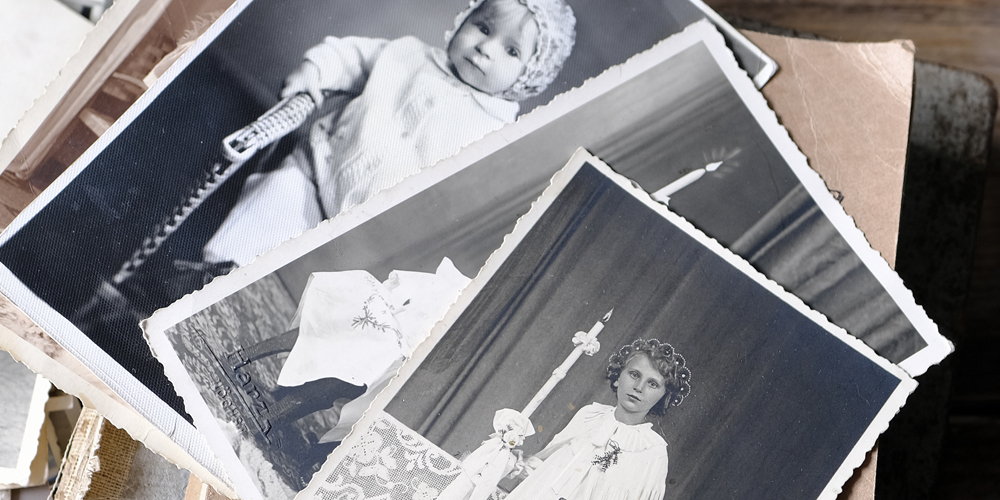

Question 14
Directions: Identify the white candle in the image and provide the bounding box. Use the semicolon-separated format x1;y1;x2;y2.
521;309;613;418
586;319;605;339
651;161;723;205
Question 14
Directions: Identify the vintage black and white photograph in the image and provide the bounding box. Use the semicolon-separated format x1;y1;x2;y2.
150;257;474;497
0;0;775;473
301;151;916;500
142;22;949;496
0;350;51;487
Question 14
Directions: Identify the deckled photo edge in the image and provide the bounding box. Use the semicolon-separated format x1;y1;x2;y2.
292;145;572;496
0;322;237;496
695;16;952;376
144;319;254;499
0;335;50;487
0;0;144;168
0;370;50;486
817;377;917;499
686;0;777;87
565;151;917;385
0;268;233;489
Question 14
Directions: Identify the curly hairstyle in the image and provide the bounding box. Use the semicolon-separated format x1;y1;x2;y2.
606;339;692;416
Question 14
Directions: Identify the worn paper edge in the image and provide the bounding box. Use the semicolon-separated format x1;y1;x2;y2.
0;0;145;171
0;369;50;486
0;323;235;497
702;33;952;375
0;0;262;488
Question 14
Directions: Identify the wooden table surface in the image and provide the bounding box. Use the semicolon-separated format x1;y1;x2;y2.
706;1;1000;498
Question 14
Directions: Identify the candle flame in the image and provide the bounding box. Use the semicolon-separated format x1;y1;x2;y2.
602;309;614;322
705;161;723;172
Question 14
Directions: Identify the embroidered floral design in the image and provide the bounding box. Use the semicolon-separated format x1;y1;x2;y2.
351;295;404;349
592;440;621;472
352;305;392;332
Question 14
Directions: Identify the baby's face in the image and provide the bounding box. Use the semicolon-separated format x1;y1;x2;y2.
448;0;539;95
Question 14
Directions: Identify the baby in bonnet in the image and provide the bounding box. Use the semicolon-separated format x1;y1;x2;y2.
203;0;576;266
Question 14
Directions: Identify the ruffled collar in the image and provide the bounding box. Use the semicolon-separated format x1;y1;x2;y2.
579;403;666;452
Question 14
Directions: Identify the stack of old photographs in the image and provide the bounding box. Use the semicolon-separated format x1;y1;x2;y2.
0;0;952;498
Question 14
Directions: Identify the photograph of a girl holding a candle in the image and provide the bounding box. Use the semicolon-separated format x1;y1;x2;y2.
504;338;691;500
335;157;912;500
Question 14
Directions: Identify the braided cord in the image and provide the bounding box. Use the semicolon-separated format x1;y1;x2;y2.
223;93;316;163
111;93;316;285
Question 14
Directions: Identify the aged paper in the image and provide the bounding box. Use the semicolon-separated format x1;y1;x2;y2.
744;32;913;266
1;15;917;497
0;350;51;487
0;0;93;147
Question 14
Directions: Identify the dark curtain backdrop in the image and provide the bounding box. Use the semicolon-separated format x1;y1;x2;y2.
729;185;925;358
384;163;904;499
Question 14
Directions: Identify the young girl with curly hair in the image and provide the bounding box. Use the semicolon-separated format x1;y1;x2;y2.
506;338;692;500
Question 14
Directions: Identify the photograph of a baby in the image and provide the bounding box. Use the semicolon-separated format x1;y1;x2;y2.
168;4;576;489
204;0;577;266
0;0;726;425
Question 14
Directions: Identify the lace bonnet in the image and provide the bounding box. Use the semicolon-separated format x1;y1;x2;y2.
445;0;577;101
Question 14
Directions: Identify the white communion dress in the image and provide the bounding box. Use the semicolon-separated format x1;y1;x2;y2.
505;403;669;500
275;257;471;443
